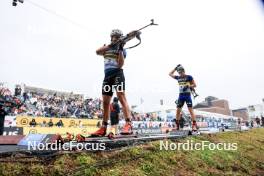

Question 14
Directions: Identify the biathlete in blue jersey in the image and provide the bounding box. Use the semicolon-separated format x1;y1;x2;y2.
169;64;198;131
91;29;138;136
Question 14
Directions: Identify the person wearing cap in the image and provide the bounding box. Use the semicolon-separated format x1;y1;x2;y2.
91;29;137;136
169;64;198;131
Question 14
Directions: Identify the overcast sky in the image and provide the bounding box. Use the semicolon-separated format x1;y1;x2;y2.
0;0;264;109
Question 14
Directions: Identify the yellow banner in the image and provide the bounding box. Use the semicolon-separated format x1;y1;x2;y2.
16;116;101;128
23;126;99;135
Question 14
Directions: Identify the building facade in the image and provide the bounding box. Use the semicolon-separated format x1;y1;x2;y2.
232;108;249;121
194;96;231;116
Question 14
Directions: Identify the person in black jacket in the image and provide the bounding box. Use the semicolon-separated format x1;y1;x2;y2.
110;97;120;135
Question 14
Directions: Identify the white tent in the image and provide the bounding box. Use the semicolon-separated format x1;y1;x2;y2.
133;104;176;113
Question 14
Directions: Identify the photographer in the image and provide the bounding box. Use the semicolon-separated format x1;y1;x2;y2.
110;97;120;135
0;87;22;135
14;85;22;97
0;104;7;135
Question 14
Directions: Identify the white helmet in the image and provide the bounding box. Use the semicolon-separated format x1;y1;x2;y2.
110;29;123;38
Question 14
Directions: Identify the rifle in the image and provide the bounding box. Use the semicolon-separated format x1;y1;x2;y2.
112;19;158;50
190;88;199;99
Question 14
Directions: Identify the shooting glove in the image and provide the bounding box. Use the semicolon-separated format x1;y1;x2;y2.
118;43;124;51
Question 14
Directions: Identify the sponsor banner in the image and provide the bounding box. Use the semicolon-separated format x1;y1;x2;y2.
3;127;23;136
207;122;224;128
16;116;101;128
133;128;163;134
4;116;17;127
22;126;98;136
120;121;174;129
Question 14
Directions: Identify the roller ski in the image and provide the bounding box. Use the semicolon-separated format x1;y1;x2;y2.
108;121;134;139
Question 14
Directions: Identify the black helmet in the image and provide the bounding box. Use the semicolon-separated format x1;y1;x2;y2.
175;64;185;73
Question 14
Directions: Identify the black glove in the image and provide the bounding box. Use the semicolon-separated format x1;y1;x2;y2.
108;42;118;49
175;64;181;71
118;43;124;51
109;43;123;54
108;42;115;48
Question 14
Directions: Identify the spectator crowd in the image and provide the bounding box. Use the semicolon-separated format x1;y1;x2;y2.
0;85;102;119
1;84;158;122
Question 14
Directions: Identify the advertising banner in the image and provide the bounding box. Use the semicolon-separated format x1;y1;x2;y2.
16;116;101;128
